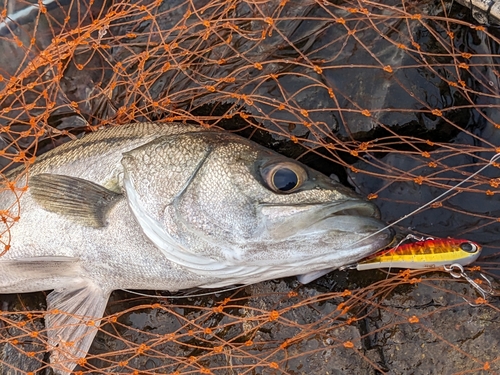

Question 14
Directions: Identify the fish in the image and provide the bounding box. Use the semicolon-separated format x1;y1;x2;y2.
0;122;394;374
354;238;482;270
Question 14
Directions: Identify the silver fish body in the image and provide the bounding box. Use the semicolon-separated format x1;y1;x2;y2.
0;122;393;374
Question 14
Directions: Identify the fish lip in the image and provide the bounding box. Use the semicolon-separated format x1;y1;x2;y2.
324;200;380;218
260;200;380;219
256;200;392;250
306;213;395;255
292;217;395;283
306;217;395;266
352;222;395;249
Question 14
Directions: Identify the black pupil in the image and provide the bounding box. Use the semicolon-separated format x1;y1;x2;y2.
459;242;475;253
273;168;298;192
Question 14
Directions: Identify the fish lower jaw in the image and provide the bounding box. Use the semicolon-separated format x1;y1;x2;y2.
190;256;358;289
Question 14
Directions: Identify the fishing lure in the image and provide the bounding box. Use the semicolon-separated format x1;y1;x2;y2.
350;237;482;271
343;237;494;306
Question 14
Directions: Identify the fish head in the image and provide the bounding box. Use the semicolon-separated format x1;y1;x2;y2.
122;130;394;287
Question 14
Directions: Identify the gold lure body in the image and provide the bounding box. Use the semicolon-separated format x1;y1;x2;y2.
356;238;481;271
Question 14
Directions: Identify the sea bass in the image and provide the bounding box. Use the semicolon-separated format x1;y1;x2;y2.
0;122;394;374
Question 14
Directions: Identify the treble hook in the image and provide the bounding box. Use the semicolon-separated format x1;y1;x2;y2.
443;263;494;306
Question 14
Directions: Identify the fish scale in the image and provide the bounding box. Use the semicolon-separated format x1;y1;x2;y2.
0;122;394;374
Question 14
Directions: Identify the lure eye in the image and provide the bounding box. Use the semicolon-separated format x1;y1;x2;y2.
261;162;307;193
459;241;479;253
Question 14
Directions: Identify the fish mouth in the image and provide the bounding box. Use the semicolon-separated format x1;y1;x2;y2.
292;203;395;284
311;213;394;250
258;199;389;243
287;200;395;266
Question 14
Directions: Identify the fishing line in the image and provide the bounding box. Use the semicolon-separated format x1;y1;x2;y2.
122;284;244;299
350;152;500;247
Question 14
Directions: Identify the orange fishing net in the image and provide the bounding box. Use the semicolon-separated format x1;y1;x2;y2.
0;0;499;373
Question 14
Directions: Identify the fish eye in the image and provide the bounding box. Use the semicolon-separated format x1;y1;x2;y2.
273;168;299;192
261;162;307;193
459;241;479;253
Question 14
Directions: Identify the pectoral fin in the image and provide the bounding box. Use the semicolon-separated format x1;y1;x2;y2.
30;173;121;227
45;280;110;375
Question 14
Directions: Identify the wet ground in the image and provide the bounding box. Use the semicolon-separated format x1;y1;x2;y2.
1;271;499;374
